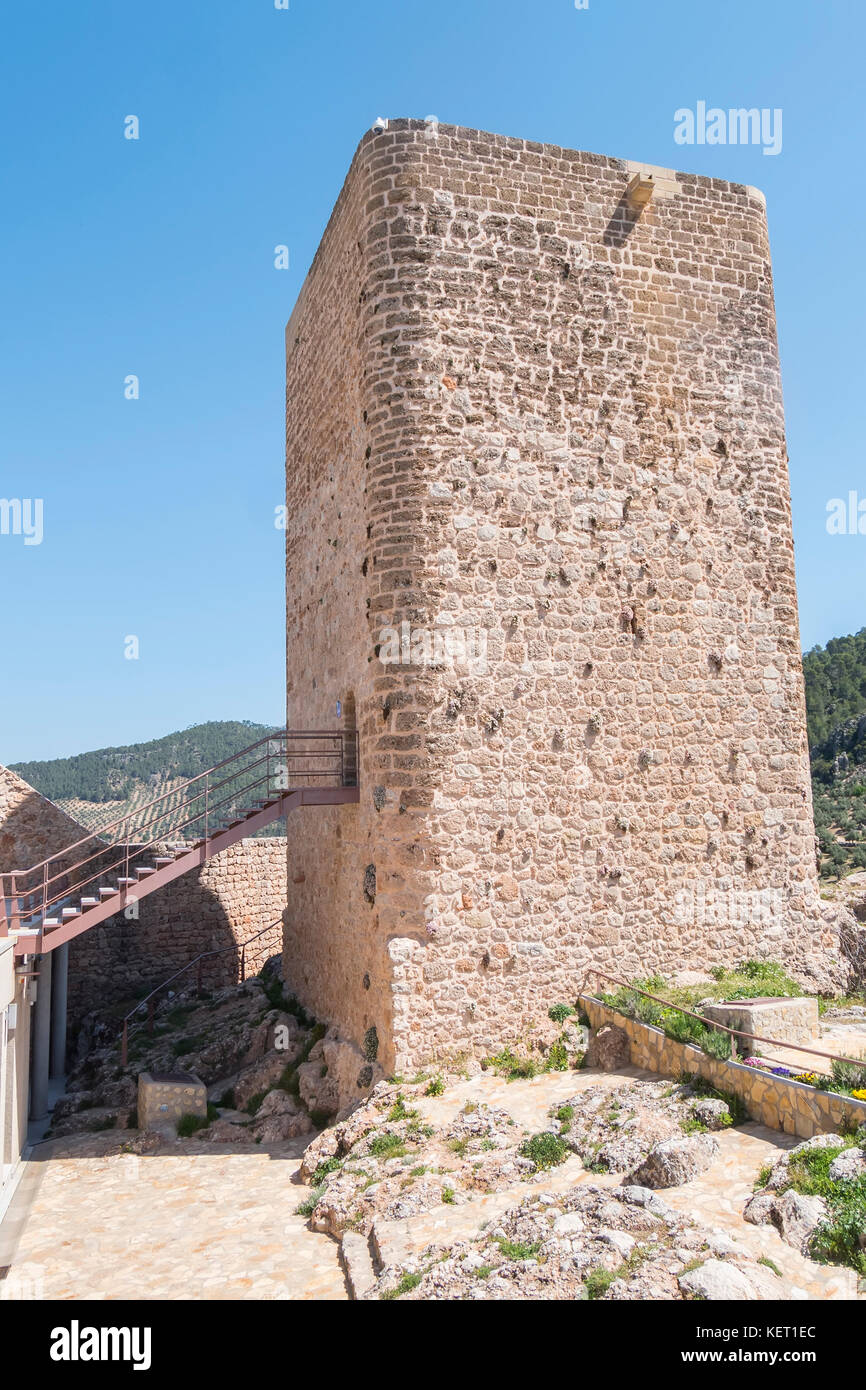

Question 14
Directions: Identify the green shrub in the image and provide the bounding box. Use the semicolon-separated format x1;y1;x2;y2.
783;1143;848;1198
730;960;803;1000
311;1156;342;1186
829;1055;866;1095
367;1132;407;1160
555;1104;574;1127
754;1163;773;1191
660;1009;708;1046
811;1182;866;1275
424;1075;445;1097
584;1266;616;1300
496;1238;541;1260
387;1095;419;1122
680;1117;708;1135
176;1112;210;1138
381;1271;422;1300
520;1132;569;1170
700;1028;732;1061
547;1039;569;1072
548;1003;575;1024
295;1184;325;1217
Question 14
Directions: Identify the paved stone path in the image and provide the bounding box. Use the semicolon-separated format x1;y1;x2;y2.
0;1132;347;1301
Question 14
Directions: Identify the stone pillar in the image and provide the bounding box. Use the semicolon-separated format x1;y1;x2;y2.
50;943;68;1079
29;951;52;1121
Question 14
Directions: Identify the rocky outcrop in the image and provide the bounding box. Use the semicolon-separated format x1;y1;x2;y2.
296;1032;386;1120
557;1077;726;1175
691;1098;731;1131
627;1134;720;1189
372;1181;807;1302
678;1258;802;1301
742;1132;864;1255
585;1024;631;1072
745;1188;828;1256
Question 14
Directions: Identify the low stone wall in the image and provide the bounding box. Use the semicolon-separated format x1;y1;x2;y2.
580;994;866;1140
67;837;288;1026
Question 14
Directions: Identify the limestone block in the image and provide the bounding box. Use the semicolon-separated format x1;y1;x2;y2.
701;996;818;1049
137;1071;206;1133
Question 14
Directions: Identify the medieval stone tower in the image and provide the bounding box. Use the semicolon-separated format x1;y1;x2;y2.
283;120;835;1080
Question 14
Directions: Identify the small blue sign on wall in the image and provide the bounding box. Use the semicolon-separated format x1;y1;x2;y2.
336;700;342;718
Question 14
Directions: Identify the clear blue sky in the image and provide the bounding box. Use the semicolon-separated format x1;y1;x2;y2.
1;0;863;763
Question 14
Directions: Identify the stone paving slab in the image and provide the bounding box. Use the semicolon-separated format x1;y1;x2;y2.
0;1132;347;1302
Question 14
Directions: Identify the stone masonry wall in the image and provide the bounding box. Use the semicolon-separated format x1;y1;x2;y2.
283;119;838;1080
67;837;287;1023
0;764;91;879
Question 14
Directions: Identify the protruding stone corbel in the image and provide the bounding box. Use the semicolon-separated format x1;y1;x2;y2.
626;173;654;213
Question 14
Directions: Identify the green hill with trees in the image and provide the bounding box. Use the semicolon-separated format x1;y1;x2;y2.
803;629;866;878
10;721;282;836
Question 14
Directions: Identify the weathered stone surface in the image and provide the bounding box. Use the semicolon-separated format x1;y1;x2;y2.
772;1190;828;1255
202;1117;256;1144
702;996;819;1049
559;1078;690;1172
298;1033;386;1118
828;1146;866;1182
234;1051;289;1111
278;119;853;1081
628;1134;720;1188
252;1089;313;1143
585;1025;631;1072
743;1192;777;1226
678;1258;804;1301
745;1183;829;1256
691;1098;731;1130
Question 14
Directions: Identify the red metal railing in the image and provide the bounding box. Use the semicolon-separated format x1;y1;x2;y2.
0;730;357;940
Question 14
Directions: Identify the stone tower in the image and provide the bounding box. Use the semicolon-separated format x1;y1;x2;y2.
283;120;839;1081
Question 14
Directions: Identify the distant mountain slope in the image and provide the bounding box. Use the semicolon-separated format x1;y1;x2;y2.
803;628;866;747
10;721;282;835
803;631;866;878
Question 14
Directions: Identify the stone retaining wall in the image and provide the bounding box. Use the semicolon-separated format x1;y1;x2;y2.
580;994;866;1139
67;837;288;1025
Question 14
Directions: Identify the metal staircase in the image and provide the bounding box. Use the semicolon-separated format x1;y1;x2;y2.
0;730;358;957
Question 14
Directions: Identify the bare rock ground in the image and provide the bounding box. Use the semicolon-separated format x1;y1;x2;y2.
10;975;861;1302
